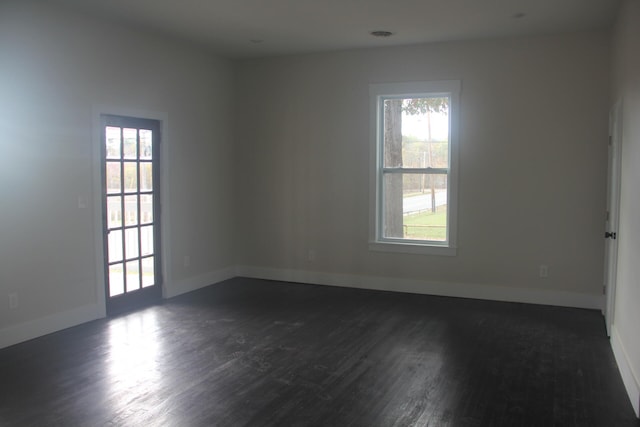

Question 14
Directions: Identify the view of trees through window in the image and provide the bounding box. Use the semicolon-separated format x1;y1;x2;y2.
382;96;449;242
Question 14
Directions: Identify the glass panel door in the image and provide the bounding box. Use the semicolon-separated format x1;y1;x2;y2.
101;115;161;314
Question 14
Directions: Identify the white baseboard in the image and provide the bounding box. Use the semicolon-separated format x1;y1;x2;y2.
611;325;640;417
164;265;237;299
0;266;236;350
236;265;604;310
0;303;102;350
0;265;606;356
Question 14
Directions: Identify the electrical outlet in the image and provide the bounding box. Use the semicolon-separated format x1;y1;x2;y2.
8;292;18;310
183;255;190;268
307;249;316;262
77;195;88;209
539;265;549;278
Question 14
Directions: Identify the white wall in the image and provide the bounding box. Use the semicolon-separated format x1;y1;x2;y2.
0;1;236;346
0;0;616;350
611;0;640;417
234;32;611;305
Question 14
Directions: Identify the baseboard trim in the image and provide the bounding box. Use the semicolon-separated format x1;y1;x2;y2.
164;265;237;299
0;266;605;353
0;266;236;350
0;303;102;350
236;265;604;310
611;325;640;417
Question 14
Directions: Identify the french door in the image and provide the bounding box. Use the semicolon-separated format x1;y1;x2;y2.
101;115;162;315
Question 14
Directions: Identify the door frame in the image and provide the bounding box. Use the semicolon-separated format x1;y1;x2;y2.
91;105;172;317
604;100;623;336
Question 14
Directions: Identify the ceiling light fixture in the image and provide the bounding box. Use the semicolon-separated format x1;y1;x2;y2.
370;30;393;37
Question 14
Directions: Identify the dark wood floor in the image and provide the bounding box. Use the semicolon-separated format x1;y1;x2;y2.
0;278;638;426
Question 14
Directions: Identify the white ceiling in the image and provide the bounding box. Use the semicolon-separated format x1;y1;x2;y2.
51;0;621;59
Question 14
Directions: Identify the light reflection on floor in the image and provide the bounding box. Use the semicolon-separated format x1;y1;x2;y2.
107;310;162;410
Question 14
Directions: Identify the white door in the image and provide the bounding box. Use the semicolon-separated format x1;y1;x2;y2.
604;101;622;336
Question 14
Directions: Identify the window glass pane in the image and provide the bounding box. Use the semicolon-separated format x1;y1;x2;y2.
123;128;137;159
383;174;448;241
142;257;154;288
403;140;449;169
109;263;124;297
141;225;154;256
141;195;153;224
382;173;404;238
107;196;122;228
140;129;152;160
106;162;121;194
125;227;139;259
383;99;403;168
123;162;137;193
108;229;123;263
105;127;121;159
383;96;449;169
126;260;140;292
140;162;152;192
124;195;138;226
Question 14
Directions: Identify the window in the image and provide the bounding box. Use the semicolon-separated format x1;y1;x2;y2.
369;81;460;255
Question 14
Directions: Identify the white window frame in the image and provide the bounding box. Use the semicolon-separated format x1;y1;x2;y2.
369;80;460;256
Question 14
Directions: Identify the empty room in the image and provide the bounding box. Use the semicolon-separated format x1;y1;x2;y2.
1;0;639;425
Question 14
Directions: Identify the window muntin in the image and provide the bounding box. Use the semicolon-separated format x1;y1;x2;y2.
370;81;460;255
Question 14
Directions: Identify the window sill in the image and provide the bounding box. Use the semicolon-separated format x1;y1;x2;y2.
369;241;457;256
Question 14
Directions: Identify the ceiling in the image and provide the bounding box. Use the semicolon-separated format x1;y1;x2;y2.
51;0;621;59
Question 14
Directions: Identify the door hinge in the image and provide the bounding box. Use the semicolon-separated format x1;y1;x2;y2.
605;231;617;240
